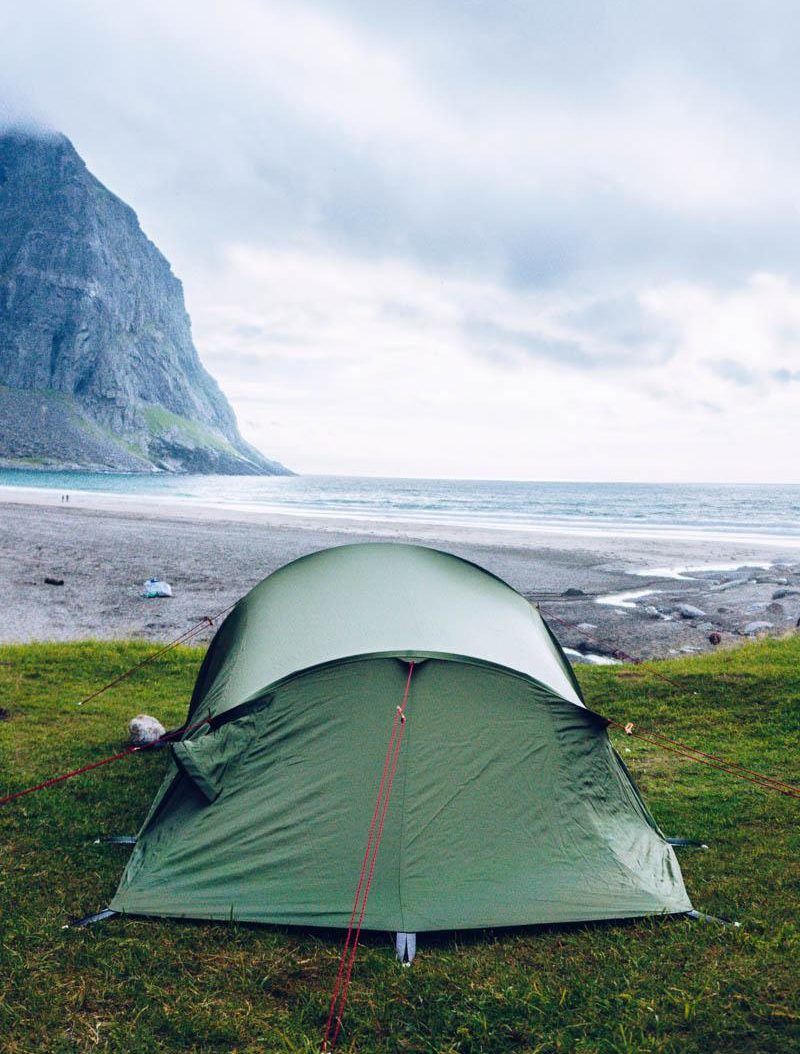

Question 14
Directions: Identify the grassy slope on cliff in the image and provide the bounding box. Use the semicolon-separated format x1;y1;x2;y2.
0;638;798;1053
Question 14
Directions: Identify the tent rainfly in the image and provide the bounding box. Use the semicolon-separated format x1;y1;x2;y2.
110;543;693;934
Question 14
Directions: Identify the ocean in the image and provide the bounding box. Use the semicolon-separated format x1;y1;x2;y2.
1;470;800;544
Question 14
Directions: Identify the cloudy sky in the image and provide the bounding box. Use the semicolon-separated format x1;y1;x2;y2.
2;1;799;481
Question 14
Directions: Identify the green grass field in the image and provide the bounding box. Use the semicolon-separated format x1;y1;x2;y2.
0;638;798;1053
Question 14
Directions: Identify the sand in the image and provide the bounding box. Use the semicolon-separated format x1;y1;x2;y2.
2;486;799;661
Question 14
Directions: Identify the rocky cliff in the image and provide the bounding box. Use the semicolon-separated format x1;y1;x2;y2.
0;129;290;474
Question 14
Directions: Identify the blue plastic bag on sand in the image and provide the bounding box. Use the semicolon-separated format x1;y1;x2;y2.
142;578;173;598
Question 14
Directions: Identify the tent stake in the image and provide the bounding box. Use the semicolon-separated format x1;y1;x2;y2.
67;908;118;928
685;909;740;927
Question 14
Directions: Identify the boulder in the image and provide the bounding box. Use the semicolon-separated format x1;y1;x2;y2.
677;604;706;619
129;714;166;746
576;623;597;632
765;602;785;620
741;621;772;636
561;587;585;597
772;589;800;600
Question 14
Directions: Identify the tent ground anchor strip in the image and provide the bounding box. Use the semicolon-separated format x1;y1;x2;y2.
667;838;709;848
94;835;137;846
685;909;740;927
68;908;118;928
395;931;416;964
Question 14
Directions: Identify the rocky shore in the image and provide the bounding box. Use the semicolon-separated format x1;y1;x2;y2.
541;564;800;664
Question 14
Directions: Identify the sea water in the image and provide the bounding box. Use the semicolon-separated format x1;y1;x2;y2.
2;470;800;544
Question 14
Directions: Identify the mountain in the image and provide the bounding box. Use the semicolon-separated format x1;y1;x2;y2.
0;129;291;474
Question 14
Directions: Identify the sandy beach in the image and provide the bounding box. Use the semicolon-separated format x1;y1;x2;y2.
2;486;799;662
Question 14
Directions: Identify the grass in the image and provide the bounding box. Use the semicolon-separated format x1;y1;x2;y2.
0;638;798;1053
142;405;239;457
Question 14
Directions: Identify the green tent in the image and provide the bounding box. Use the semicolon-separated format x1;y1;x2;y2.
111;542;692;932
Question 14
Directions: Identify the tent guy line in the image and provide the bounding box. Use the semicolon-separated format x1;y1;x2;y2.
73;604;238;708
605;720;800;798
323;661;416;1052
538;605;800;797
0;715;213;807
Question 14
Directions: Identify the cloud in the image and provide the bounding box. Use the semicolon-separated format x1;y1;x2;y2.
710;359;759;387
1;1;800;479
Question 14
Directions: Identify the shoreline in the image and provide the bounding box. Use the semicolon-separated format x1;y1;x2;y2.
1;491;799;661
3;482;800;551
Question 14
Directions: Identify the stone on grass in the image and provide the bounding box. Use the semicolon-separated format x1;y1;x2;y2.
129;714;166;746
677;604;706;619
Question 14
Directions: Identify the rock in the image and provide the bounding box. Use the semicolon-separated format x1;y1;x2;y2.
642;605;661;618
43;577;64;586
772;589;800;600
765;602;785;619
577;639;623;660
710;579;747;592
128;714;166;746
0;130;292;476
741;621;773;635
677;604;706;619
562;587;585;597
576;623;597;632
708;632;722;645
695;621;715;631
